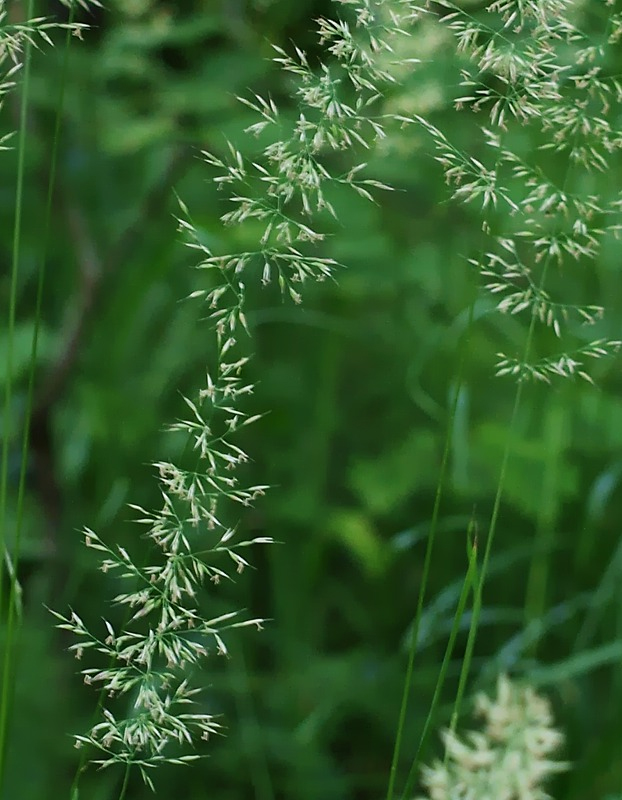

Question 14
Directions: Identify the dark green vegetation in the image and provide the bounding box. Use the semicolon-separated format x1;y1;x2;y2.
1;1;622;799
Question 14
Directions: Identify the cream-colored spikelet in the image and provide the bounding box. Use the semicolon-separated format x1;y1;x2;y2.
417;675;568;800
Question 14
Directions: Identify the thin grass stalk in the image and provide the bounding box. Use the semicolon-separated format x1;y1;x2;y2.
387;108;506;799
384;322;472;800
0;0;38;620
434;0;621;748
386;9;533;768
387;354;464;800
447;230;563;739
0;0;36;783
0;3;81;791
5;0;78;660
448;221;564;731
447;378;525;735
444;0;622;697
398;523;479;800
117;763;131;800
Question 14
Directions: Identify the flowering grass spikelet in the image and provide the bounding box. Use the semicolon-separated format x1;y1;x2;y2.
51;0;622;792
405;0;622;383
53;0;426;790
416;675;568;800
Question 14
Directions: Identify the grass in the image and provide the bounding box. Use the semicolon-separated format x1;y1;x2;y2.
1;1;622;798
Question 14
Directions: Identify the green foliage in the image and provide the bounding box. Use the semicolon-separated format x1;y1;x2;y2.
2;1;622;799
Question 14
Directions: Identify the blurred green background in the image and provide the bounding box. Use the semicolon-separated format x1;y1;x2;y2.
2;1;622;798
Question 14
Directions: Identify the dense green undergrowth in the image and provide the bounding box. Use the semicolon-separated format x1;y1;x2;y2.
1;1;622;799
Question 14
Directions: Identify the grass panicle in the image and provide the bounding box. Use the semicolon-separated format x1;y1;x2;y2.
1;0;620;797
53;0;428;791
415;675;568;800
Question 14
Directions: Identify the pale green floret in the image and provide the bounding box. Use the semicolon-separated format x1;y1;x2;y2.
416;676;568;800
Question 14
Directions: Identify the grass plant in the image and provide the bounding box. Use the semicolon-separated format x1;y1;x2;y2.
0;2;92;790
1;0;622;798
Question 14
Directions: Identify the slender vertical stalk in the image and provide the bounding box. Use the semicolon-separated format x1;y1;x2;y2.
446;378;525;740
420;0;617;767
117;763;131;800
0;3;78;790
0;0;36;784
385;300;475;800
446;248;556;740
399;524;479;800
